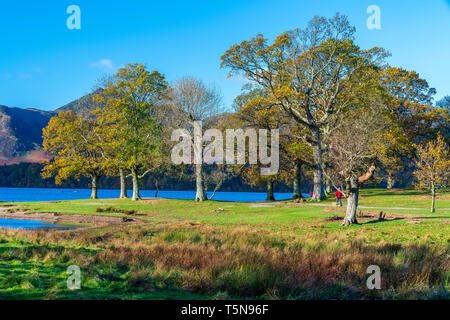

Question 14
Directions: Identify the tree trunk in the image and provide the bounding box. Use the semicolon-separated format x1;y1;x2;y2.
311;128;325;201
131;168;140;201
90;175;99;200
119;168;128;199
154;179;159;198
387;174;395;189
195;163;206;202
292;161;302;199
431;183;436;213
342;178;359;226
325;177;332;195
266;180;275;201
322;163;332;195
342;164;376;226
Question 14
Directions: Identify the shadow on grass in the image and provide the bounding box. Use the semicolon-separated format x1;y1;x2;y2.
361;218;405;225
409;216;450;220
359;189;427;197
361;216;450;225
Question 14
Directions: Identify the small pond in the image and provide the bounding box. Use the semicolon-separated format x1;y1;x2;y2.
0;218;77;230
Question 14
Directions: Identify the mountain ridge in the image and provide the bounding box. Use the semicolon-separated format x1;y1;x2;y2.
0;91;100;163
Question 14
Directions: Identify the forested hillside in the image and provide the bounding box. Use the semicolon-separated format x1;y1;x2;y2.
0;162;296;192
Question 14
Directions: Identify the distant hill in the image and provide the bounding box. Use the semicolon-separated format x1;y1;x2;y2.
0;90;229;164
54;88;104;117
0;105;54;159
0;90;101;163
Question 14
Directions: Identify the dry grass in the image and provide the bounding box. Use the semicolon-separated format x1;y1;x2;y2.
1;224;448;300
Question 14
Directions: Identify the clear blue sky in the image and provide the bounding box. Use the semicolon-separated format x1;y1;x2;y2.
0;0;449;111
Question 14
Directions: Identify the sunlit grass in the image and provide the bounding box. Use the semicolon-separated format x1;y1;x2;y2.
0;188;448;299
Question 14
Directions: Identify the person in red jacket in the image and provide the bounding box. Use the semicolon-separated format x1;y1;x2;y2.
335;187;343;207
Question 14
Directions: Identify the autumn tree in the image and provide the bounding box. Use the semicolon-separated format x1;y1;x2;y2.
169;77;223;202
413;136;449;213
234;84;311;200
229;84;286;200
221;14;388;201
379;67;439;188
42;111;105;199
94;63;167;201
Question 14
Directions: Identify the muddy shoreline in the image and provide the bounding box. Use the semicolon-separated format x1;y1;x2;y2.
0;206;139;228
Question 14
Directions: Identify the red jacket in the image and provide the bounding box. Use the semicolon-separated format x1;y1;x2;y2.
335;190;342;199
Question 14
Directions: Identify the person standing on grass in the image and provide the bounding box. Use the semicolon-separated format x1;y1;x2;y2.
335;187;343;207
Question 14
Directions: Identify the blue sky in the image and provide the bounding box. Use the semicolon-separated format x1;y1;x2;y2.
0;0;449;111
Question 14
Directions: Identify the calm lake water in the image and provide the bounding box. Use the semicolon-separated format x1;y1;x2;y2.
0;218;63;230
0;187;310;203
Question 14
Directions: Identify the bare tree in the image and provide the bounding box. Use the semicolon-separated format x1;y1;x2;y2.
170;77;223;201
328;103;387;226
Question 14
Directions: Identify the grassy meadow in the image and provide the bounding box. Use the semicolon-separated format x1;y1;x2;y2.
0;188;448;300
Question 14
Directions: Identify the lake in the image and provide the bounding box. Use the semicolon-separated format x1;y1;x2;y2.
0;187;310;203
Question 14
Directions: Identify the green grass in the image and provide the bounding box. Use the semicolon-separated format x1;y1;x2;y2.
0;188;448;300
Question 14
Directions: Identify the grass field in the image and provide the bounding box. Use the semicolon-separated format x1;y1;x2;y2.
0;188;448;300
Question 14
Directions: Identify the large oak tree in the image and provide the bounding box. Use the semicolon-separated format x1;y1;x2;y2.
221;14;387;201
94;63;167;201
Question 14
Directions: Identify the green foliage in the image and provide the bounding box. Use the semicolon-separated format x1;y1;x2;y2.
93;63;168;177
